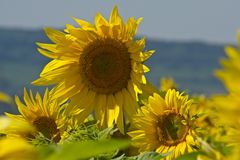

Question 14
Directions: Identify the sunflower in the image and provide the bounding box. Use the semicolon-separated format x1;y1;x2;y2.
214;32;240;122
213;94;240;160
0;116;10;132
128;89;200;160
191;95;225;139
215;32;240;94
32;6;154;132
213;32;240;159
5;88;67;143
0;137;38;160
0;116;35;139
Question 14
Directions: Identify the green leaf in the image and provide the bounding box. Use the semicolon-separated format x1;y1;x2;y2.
38;145;58;160
32;133;53;146
175;151;205;160
45;139;130;160
65;122;99;142
128;152;168;160
212;141;233;156
112;154;126;160
98;125;116;139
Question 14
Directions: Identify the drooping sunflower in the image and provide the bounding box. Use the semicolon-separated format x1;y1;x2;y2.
213;32;240;125
32;6;154;132
5;88;67;143
215;32;240;94
128;89;200;160
213;32;240;159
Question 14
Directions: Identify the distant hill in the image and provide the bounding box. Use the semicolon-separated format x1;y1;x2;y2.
145;39;226;94
0;28;226;113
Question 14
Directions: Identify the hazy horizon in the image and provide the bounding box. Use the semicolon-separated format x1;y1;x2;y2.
1;0;239;44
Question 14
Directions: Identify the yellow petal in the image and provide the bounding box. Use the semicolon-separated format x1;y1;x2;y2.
23;88;34;107
132;63;150;73
73;17;95;30
116;104;124;133
122;89;138;119
106;94;116;127
95;13;108;26
109;6;122;25
44;27;65;44
36;42;57;52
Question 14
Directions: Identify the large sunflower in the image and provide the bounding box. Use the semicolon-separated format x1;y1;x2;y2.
5;88;67;143
32;6;154;132
128;89;200;160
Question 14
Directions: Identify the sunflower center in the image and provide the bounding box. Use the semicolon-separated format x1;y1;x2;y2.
33;117;61;142
157;111;189;146
80;38;131;94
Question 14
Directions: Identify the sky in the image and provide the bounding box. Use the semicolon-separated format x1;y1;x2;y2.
0;0;240;44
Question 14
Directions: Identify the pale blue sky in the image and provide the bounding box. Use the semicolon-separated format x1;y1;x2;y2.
0;0;239;44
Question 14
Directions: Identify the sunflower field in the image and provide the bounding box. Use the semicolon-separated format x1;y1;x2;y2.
0;6;240;160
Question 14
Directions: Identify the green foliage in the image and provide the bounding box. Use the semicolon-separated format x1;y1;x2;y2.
30;120;133;160
175;151;205;160
37;145;58;160
65;121;116;142
38;139;130;160
33;122;173;160
131;152;168;160
112;152;169;160
32;133;54;146
211;141;233;156
65;122;99;142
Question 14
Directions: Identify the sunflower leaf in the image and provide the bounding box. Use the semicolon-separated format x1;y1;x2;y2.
127;152;168;160
44;139;130;160
175;151;205;160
